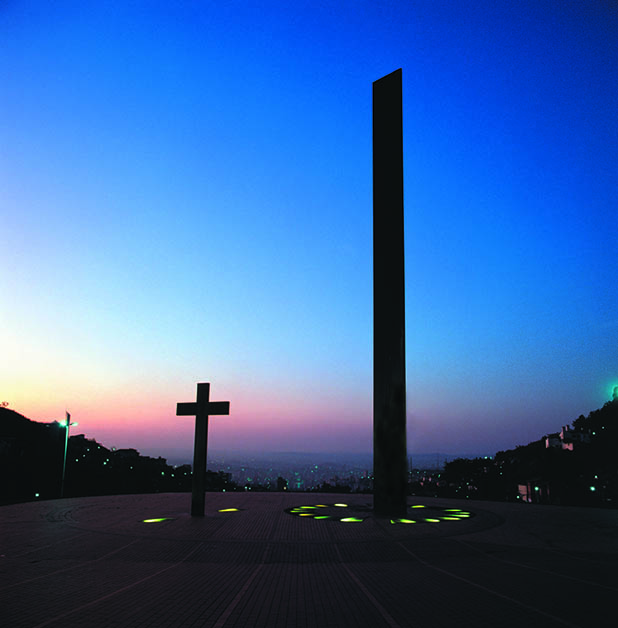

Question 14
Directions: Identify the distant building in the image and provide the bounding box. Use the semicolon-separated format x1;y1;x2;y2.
517;481;551;504
545;424;590;451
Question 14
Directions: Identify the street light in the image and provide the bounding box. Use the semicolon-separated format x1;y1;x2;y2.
59;411;78;498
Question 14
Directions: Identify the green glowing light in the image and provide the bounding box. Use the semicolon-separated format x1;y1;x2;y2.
218;508;239;512
287;502;473;525
142;518;172;523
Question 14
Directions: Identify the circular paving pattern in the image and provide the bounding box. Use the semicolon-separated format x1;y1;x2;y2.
285;502;475;524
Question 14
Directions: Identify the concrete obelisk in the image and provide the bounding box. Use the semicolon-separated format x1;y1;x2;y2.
373;68;408;516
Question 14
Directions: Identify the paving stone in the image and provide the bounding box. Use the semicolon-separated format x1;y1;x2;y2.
1;493;616;627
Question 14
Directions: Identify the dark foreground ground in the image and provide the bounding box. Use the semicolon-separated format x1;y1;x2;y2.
1;493;616;628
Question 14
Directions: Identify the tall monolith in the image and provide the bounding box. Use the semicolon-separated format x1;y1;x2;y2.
373;68;407;517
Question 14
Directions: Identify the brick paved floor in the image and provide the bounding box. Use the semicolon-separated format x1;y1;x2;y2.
1;493;616;627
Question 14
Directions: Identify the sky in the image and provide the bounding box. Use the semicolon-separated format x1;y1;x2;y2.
2;0;616;461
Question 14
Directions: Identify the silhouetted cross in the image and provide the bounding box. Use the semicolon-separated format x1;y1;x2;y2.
177;382;230;516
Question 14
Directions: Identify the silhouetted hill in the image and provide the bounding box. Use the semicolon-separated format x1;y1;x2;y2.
0;408;238;504
439;393;618;506
0;407;65;503
1;406;49;436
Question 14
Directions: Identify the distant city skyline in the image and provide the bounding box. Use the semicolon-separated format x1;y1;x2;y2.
2;2;616;458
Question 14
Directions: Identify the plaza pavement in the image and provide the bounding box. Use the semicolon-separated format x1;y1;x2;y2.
1;492;616;628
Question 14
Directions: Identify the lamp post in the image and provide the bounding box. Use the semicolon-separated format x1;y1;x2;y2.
60;411;78;498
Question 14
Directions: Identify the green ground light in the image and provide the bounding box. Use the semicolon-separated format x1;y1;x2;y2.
142;517;173;523
286;503;475;524
286;503;366;522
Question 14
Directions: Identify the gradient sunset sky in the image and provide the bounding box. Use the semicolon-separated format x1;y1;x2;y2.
2;1;616;460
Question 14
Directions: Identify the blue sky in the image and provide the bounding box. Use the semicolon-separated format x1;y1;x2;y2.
2;1;616;458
